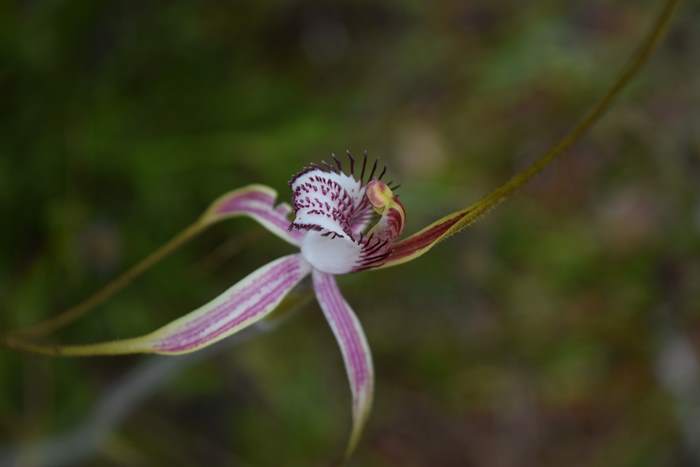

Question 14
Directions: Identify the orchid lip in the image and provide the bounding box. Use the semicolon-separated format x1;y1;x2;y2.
289;150;400;191
289;151;405;273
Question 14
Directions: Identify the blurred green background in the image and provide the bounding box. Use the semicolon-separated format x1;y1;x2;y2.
1;1;699;466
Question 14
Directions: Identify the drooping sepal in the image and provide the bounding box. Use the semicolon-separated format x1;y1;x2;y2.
312;270;374;457
8;255;311;356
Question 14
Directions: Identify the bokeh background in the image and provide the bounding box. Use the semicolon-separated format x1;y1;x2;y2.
1;1;699;466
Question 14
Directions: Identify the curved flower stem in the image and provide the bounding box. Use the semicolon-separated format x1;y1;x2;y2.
383;0;683;268
10;221;207;339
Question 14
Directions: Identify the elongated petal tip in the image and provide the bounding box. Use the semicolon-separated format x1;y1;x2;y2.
8;184;303;339
312;270;374;458
372;0;683;271
14;255;311;357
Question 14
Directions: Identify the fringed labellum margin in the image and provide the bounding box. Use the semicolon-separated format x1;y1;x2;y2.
289;153;405;274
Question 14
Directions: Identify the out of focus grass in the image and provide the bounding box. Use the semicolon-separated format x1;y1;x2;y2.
1;1;699;466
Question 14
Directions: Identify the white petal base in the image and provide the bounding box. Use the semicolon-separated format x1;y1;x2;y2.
301;231;361;274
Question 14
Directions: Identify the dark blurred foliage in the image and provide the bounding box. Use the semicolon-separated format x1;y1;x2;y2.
1;1;699;466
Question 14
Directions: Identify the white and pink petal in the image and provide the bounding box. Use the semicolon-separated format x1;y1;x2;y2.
312;270;374;457
20;254;311;356
204;184;303;246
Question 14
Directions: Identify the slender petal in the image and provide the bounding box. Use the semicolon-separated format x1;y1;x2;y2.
9;184;303;338
8;255;311;356
204;184;304;246
312;270;373;457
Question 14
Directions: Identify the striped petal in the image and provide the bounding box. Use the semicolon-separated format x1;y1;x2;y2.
10;184;302;338
379;208;470;269
9;255;311;356
203;184;304;246
312;270;373;457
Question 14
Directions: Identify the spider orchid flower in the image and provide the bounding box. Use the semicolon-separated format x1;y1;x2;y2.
5;1;681;456
14;153;428;456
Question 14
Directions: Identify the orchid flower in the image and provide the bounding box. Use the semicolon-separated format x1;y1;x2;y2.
3;0;681;459
12;153;414;455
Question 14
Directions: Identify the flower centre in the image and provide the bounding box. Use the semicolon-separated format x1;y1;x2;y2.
289;152;405;274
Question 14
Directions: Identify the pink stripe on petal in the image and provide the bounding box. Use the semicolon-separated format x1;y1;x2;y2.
214;191;276;212
242;206;299;236
158;260;300;347
204;185;304;246
312;270;373;456
159;273;299;352
33;255;312;357
147;254;311;354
